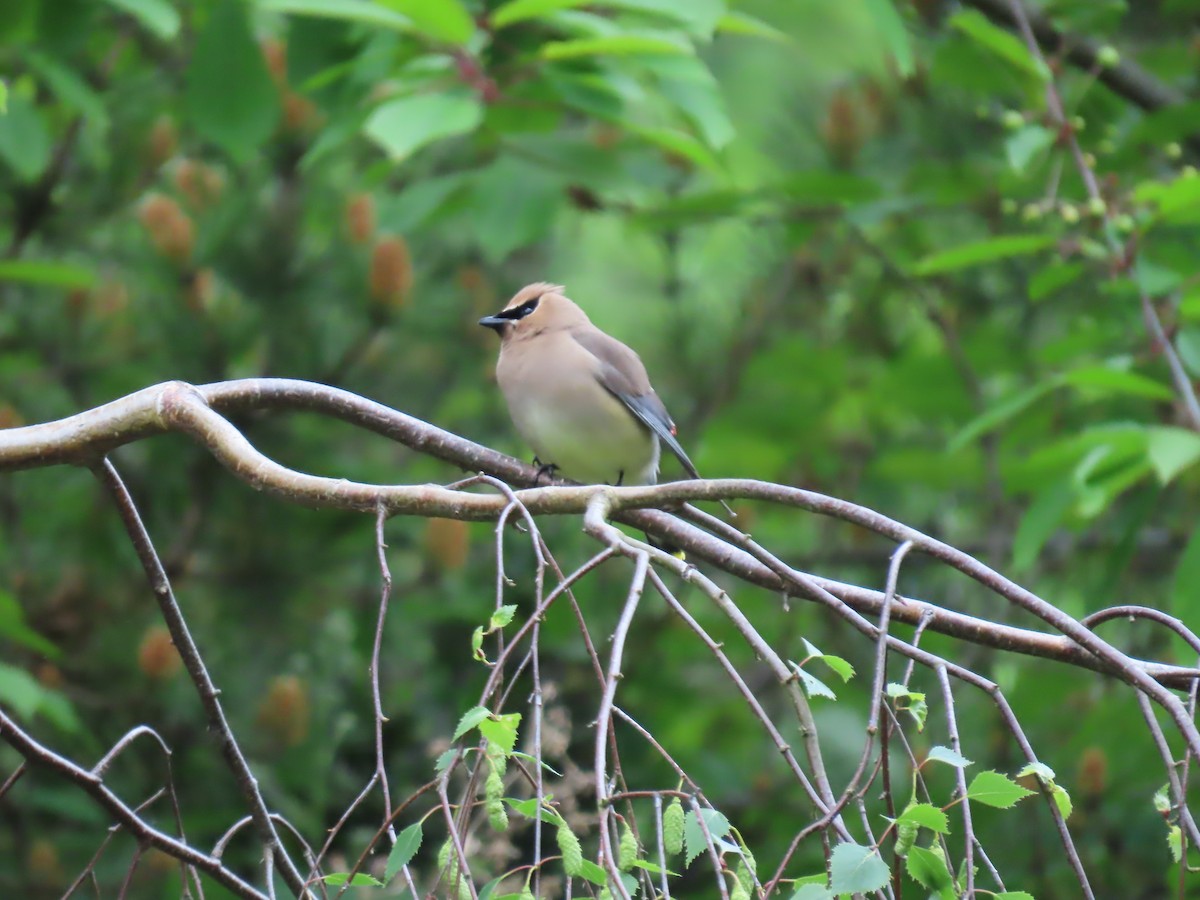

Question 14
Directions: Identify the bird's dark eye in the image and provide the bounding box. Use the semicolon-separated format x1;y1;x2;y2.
514;297;540;318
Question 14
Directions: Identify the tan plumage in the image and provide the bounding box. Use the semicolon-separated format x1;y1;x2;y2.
479;283;703;488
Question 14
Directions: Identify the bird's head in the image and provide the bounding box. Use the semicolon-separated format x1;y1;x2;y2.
479;282;590;341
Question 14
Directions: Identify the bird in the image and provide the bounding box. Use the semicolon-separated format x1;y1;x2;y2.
479;282;730;550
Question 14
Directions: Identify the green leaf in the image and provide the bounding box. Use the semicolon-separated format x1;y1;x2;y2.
788;885;834;900
642;56;734;149
0;95;50;182
25;52;109;131
1171;525;1200;614
1050;783;1073;820
186;0;280;162
716;11;788;42
912;234;1057;276
364;89;483;161
577;859;608;886
948;381;1055;452
1133;174;1200;224
384;823;423;883
966;771;1035;809
863;0;913;76
489;605;517;629
259;0;413;29
1153;783;1172;814
683;807;730;866
1175;328;1200;377
434;748;457;773
540;34;693;60
631;125;721;171
1005;125;1054;173
1146;427;1200;483
949;9;1049;81
506;797;566;825
1133;256;1183;296
1012;481;1073;572
828;842;889;894
1168;824;1183;862
376;0;474;42
1028;261;1085;301
479;712;521;757
924;745;973;769
492;0;583;27
0;590;59;657
995;893;1036;900
820;654;855;682
0;80;8;114
465;157;561;262
905;846;955;894
794;665;836;700
898;803;950;835
0;259;95;288
886;683;928;730
321;872;385;886
102;0;180;38
0;663;43;720
453;705;491;740
1062;365;1174;401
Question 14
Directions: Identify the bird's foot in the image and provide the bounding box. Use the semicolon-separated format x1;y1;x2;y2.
532;458;559;485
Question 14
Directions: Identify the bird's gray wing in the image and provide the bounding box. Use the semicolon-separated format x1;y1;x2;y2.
570;328;701;480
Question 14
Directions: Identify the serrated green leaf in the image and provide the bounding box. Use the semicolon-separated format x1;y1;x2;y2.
1051;783;1073;820
828;842;889;894
788;885;834;900
365;89;483;162
913;234;1057;276
905;845;955;893
506;797;565;825
1016;761;1056;783
435;748;458;773
453;705;491;740
794;663;836;699
967;771;1035;808
925;745;973;769
1168;824;1183;862
683;807;730;866
577;858;607;886
820;654;855;682
322;872;385;886
384;823;423;883
479;712;521;757
489;604;518;629
898;803;950;835
1153;783;1172;814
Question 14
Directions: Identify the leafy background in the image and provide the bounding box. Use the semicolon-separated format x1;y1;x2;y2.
1;0;1199;895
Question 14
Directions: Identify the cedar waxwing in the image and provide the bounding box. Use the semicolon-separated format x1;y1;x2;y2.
479;283;723;513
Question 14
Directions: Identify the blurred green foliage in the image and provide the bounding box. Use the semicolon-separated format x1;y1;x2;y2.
2;0;1200;896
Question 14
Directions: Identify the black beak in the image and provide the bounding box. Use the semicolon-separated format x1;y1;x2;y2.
479;309;519;331
478;314;508;331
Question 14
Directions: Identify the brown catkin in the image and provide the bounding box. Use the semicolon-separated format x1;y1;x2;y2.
138;193;194;265
369;235;413;309
256;675;310;746
425;517;469;571
344;193;376;244
138;625;182;680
